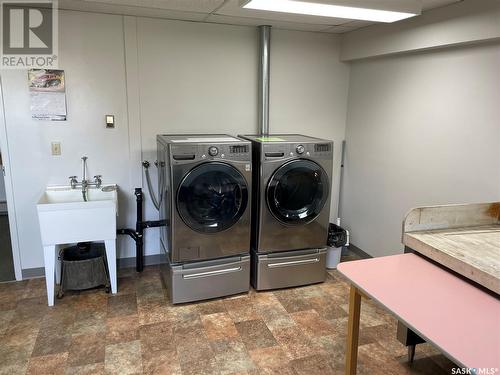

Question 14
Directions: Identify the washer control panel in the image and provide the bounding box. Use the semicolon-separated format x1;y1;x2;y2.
170;143;251;162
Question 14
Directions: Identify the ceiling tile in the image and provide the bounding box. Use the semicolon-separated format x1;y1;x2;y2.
82;0;140;6
61;0;464;33
216;0;349;26
62;0;208;21
422;0;461;11
80;0;226;14
320;25;357;34
341;20;375;27
320;19;375;33
141;0;225;13
205;14;332;32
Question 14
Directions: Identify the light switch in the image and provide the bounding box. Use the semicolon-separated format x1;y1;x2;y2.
51;142;61;156
106;115;115;128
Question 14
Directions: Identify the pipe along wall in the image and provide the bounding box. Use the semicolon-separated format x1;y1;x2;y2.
117;188;166;272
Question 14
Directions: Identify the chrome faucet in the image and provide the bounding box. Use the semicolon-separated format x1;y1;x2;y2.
82;156;88;186
69;156;103;201
69;175;78;189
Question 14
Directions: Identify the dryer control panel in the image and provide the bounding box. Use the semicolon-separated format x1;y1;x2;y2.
262;142;332;161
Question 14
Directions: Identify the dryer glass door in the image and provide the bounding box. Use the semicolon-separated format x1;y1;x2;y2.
266;159;329;225
177;162;249;233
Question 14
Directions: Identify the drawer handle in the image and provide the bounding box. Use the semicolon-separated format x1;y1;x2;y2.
183;266;242;279
173;154;195;160
267;258;319;268
265;152;284;157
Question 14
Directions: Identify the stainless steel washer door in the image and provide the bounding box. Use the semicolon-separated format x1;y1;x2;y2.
266;159;329;226
176;162;249;234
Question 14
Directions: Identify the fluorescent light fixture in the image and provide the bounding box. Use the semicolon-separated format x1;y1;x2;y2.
242;0;419;23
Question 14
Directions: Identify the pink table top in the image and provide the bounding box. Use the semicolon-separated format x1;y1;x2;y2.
337;253;500;369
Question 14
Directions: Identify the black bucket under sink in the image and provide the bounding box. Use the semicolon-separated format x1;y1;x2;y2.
58;242;110;298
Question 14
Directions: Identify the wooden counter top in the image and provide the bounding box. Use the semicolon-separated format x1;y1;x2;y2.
403;203;500;295
404;225;499;294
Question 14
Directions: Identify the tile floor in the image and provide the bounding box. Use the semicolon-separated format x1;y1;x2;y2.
0;259;457;375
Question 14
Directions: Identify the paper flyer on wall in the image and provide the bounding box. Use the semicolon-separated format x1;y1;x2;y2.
28;69;67;121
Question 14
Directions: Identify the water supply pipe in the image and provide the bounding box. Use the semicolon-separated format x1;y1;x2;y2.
142;161;160;211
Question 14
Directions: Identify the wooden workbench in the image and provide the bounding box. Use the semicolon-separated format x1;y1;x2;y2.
402;202;500;294
339;202;500;374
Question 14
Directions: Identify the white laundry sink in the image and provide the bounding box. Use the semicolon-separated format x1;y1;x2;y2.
37;184;118;245
38;184;118;207
36;184;119;306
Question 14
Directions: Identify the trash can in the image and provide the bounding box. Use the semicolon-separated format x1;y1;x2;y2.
58;242;110;298
326;223;349;269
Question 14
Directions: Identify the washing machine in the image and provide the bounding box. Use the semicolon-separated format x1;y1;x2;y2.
239;134;333;290
157;134;252;303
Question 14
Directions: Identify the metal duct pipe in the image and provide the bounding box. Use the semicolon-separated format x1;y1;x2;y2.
258;25;271;136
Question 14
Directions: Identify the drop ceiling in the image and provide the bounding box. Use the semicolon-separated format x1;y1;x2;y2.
59;0;462;33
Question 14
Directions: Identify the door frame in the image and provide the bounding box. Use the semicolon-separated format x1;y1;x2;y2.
0;75;22;281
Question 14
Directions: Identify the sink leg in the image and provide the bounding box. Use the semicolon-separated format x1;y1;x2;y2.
43;245;56;306
55;246;61;285
105;239;117;294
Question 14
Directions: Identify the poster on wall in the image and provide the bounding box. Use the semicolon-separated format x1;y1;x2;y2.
28;69;67;121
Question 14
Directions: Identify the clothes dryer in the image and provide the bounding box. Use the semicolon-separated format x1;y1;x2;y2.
239;134;333;290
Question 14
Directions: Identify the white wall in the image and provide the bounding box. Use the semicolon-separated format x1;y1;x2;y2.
135;19;259;254
135;23;349;234
269;30;350;220
341;43;500;257
1;11;132;270
341;0;500;61
0;10;349;272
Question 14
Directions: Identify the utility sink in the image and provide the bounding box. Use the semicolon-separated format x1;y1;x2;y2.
36;184;119;306
38;184;118;206
37;184;118;245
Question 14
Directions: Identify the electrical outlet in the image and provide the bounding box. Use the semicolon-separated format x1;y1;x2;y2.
51;142;61;156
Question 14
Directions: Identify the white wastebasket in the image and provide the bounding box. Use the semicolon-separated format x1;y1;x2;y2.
326;246;342;269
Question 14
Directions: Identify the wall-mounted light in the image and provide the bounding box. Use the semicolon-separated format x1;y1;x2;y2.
241;0;421;23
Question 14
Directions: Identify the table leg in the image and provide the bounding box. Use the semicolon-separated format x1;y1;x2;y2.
43;245;56;306
408;344;416;362
346;285;362;375
105;239;117;294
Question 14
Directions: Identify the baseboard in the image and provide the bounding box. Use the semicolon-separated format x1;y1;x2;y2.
346;243;372;259
22;267;45;279
21;254;166;279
